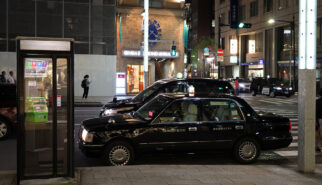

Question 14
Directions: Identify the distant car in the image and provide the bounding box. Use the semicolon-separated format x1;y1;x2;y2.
79;94;292;166
238;79;251;92
0;84;17;140
100;78;235;117
251;78;293;97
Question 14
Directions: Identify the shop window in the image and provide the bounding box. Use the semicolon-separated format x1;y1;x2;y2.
250;1;258;17
278;0;289;10
127;65;144;94
239;5;246;21
264;0;273;13
221;37;225;50
255;32;263;52
220;13;225;24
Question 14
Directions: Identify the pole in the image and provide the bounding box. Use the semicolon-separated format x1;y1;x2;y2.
144;0;149;89
298;0;316;173
218;16;221;79
292;15;296;90
289;22;292;87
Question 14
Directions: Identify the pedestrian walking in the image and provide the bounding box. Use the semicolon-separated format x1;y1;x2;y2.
7;71;15;84
234;77;240;96
81;74;91;99
316;89;322;152
0;71;7;84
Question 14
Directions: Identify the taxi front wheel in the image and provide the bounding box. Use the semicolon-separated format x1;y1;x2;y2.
233;138;260;164
103;141;134;166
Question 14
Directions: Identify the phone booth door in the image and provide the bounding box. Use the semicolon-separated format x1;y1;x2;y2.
17;38;74;180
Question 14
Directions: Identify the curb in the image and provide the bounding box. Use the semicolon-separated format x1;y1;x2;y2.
74;103;103;107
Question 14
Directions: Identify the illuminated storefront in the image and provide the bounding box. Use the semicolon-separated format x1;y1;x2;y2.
116;0;185;94
241;59;264;78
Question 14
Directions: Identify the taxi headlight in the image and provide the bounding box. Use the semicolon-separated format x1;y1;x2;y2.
239;84;245;88
275;87;282;90
82;128;93;142
289;87;293;90
104;109;116;116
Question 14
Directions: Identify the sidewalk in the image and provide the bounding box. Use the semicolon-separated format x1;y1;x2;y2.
2;157;322;185
74;96;133;107
79;163;322;185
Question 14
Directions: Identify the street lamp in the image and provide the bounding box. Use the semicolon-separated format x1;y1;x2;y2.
268;16;296;90
143;0;149;89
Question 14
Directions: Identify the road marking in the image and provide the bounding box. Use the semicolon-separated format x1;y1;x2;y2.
274;150;298;157
75;110;100;112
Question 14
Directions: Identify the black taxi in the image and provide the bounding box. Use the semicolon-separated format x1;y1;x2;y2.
100;78;234;117
79;94;292;166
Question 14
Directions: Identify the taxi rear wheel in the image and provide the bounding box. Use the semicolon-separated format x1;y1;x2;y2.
233;138;260;164
0;119;11;140
103;141;134;166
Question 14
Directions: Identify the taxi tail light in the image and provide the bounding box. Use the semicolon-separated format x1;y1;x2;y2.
289;122;292;131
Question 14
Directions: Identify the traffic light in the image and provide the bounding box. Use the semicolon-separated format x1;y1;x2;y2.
170;45;177;56
238;22;252;28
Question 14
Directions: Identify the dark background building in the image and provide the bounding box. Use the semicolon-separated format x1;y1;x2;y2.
0;0;116;55
0;0;118;98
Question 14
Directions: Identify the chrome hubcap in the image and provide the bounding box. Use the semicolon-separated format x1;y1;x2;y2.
0;122;8;138
109;145;130;166
239;141;256;161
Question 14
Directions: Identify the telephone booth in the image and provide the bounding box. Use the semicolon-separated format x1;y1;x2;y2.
16;37;74;181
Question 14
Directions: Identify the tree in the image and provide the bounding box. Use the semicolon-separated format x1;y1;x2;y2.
191;37;217;65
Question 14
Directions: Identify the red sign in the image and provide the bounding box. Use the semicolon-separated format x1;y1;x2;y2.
118;74;125;78
217;49;224;56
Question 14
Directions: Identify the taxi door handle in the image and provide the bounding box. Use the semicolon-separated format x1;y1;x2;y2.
188;127;197;132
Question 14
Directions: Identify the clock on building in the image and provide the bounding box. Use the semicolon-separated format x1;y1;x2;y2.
143;20;162;46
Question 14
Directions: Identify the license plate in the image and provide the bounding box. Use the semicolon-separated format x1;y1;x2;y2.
285;92;289;94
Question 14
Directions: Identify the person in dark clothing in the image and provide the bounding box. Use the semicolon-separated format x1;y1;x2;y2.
82;75;91;99
316;89;322;152
0;71;7;84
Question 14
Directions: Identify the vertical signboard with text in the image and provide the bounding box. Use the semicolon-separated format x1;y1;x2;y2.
116;72;126;95
230;0;239;28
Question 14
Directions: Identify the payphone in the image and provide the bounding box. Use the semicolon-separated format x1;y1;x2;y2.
16;37;74;181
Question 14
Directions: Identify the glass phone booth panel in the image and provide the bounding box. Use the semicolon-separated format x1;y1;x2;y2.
56;58;69;175
22;57;71;177
24;58;53;176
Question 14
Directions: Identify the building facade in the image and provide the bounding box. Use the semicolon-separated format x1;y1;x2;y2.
0;0;117;97
189;0;216;78
215;0;322;90
116;0;186;94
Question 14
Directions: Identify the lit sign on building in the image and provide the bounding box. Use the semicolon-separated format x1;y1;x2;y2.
249;40;256;53
122;50;179;58
230;39;237;54
230;56;238;64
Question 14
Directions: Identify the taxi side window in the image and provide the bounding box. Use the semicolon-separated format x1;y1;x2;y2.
164;83;187;94
201;100;243;122
155;100;199;123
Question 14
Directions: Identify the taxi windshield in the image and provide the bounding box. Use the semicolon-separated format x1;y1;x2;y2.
132;82;162;102
135;95;172;120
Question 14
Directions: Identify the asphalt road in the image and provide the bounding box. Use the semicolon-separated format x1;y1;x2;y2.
0;93;300;170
